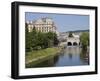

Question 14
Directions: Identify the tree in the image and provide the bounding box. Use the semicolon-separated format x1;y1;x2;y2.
36;32;46;49
80;32;89;50
46;32;54;40
25;26;59;51
31;27;38;49
45;32;54;47
69;32;73;37
53;33;59;46
25;23;33;52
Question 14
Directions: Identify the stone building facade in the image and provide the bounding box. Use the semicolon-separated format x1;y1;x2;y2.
26;17;59;35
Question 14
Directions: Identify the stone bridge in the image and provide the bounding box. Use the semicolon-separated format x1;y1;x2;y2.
59;33;80;46
58;30;89;46
66;37;80;46
60;37;80;46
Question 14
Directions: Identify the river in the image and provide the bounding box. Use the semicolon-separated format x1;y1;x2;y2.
27;46;89;68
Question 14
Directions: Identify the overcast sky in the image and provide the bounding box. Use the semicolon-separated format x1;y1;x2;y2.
25;12;89;32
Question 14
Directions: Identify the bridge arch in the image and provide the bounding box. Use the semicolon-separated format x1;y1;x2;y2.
79;42;80;45
67;42;72;46
73;42;78;46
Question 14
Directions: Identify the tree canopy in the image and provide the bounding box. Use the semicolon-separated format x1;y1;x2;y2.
80;32;89;49
68;32;73;37
25;23;59;52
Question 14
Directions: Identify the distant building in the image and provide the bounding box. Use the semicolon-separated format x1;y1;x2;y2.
58;30;89;46
26;17;59;35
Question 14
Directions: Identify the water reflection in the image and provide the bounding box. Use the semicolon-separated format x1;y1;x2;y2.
68;53;72;59
27;46;89;68
80;49;89;65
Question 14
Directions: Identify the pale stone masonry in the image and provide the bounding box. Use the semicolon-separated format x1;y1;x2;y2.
26;17;59;35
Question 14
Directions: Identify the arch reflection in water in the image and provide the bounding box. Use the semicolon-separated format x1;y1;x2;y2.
27;47;89;68
68;53;73;59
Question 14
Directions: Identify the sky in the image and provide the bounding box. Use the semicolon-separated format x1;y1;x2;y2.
25;12;89;32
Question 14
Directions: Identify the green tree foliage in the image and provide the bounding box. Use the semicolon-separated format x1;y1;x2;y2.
25;23;33;52
31;27;38;50
46;32;54;47
46;32;59;47
80;32;89;49
68;32;73;37
36;32;46;49
53;33;59;46
25;26;59;52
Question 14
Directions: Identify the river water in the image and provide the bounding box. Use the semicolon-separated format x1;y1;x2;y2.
27;46;89;68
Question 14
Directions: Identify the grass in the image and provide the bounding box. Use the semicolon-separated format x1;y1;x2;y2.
25;47;61;65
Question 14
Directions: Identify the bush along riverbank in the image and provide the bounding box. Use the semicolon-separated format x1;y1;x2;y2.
25;47;63;68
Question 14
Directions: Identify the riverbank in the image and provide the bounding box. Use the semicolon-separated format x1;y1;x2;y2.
25;47;62;67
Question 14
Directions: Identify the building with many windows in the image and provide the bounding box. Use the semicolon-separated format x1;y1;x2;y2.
26;17;59;35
